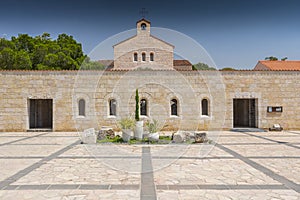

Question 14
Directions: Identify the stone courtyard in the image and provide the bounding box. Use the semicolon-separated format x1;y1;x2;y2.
0;130;299;200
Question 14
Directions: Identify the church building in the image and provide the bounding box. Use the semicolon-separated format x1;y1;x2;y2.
0;19;299;132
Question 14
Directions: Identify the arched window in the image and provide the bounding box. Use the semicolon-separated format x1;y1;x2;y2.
109;99;117;116
150;53;154;61
202;99;209;116
140;99;147;116
142;52;146;61
141;23;147;30
133;53;138;62
78;99;85;116
171;99;178;116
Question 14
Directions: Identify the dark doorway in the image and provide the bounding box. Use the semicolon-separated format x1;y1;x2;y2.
29;99;53;129
233;99;257;128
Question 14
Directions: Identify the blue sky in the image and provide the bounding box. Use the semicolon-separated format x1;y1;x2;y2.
1;0;300;69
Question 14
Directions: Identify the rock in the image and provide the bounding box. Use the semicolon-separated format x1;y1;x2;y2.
194;132;208;143
172;131;207;143
81;128;97;144
172;132;183;143
97;127;115;140
172;131;193;143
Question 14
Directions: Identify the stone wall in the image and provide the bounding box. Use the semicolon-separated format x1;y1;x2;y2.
222;71;300;129
113;35;174;69
0;70;299;131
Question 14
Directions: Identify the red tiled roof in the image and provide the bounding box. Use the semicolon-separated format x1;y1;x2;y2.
173;60;192;66
254;61;300;71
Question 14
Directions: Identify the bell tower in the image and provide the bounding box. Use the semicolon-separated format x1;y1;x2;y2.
136;18;151;37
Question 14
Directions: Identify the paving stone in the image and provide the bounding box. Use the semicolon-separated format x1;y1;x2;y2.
0;131;299;199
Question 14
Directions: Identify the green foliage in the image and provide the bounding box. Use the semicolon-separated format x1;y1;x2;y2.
80;58;106;70
145;119;160;133
159;135;171;140
135;89;140;121
0;48;15;69
118;117;135;130
0;33;89;70
14;50;32;70
220;67;236;71
192;62;216;70
265;56;288;61
265;56;278;61
97;135;124;143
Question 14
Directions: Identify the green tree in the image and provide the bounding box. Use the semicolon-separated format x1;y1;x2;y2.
11;34;34;53
80;58;106;70
0;32;87;70
43;53;59;69
32;44;48;69
135;89;140;121
0;48;15;69
0;38;15;51
57;52;79;70
265;56;278;61
192;62;216;70
281;57;288;61
220;67;236;71
14;50;32;70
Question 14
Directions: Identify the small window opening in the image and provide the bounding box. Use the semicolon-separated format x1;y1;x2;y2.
109;99;117;116
140;99;147;116
202;99;209;116
134;53;138;61
171;99;178;116
150;53;154;61
79;99;85;116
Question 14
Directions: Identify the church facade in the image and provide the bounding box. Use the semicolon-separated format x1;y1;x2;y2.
0;19;299;132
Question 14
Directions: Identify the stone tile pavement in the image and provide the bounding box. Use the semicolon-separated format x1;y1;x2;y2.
0;130;299;199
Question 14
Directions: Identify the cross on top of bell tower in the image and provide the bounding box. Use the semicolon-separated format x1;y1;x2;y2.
136;9;151;36
139;8;148;18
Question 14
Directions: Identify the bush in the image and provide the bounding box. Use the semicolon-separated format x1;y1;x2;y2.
118;117;135;130
145;119;160;133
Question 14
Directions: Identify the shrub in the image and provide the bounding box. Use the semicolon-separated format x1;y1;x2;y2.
118;117;135;130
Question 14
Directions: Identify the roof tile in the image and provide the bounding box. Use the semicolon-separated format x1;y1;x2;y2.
254;61;300;71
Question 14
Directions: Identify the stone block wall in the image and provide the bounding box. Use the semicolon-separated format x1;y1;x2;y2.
0;70;299;131
114;35;174;69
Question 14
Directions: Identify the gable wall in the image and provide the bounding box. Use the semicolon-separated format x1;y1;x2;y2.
114;35;174;69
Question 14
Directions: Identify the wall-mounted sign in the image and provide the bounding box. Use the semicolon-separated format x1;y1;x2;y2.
267;106;283;113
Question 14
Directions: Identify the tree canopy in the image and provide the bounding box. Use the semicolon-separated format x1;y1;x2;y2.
265;56;278;61
192;62;216;70
219;67;237;71
265;56;288;61
0;33;87;70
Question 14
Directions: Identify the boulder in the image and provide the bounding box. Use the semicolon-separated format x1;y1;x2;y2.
81;128;97;144
97;127;115;140
194;132;208;143
172;131;193;143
